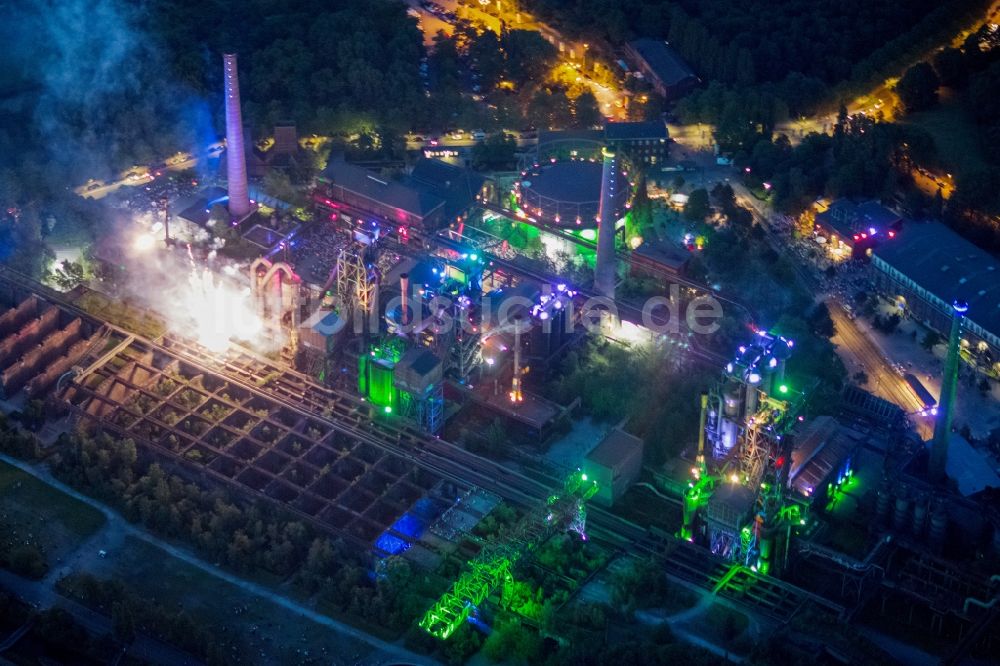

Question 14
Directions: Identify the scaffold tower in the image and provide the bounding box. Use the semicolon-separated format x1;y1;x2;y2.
336;249;376;316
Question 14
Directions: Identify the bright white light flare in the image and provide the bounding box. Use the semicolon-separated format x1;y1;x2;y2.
178;267;262;352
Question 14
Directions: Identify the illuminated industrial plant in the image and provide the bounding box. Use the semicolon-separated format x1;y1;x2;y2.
680;329;805;576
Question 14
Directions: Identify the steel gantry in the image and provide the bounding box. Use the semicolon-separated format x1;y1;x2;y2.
419;470;599;640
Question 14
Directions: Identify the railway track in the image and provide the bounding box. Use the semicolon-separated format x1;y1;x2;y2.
0;268;842;626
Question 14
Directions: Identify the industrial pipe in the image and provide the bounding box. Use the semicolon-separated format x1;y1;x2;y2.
400;273;410;326
510;314;523;403
697;392;708;470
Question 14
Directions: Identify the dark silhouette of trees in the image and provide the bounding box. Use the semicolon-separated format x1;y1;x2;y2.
472;133;517;170
933;47;968;88
896;62;940;112
573;91;602;128
524;0;990;121
683;188;710;220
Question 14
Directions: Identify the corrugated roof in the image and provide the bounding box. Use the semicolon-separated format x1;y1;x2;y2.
873;221;1000;335
627;39;698;87
789;416;849;495
633;238;690;270
407;158;486;222
585;428;643;468
321;159;444;218
815;199;901;239
947;433;1000;496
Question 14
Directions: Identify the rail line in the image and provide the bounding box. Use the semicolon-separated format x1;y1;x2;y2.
0;267;842;625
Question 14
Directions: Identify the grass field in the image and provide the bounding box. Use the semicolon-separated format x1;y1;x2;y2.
0;460;106;574
72;289;166;339
72;536;383;664
902;94;987;176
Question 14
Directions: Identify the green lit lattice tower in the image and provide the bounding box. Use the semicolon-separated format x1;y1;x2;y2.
420;471;599;640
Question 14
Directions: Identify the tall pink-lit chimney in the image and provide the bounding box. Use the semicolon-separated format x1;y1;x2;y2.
223;54;251;218
400;273;410;326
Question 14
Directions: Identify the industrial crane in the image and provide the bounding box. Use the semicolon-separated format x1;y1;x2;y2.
419;470;599;640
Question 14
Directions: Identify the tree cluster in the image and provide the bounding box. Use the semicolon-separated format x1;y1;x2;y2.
56;573;232;662
609;556;696;614
523;0;989;117
548;337;711;465
739;112;913;217
42;429;432;637
927;24;1000;246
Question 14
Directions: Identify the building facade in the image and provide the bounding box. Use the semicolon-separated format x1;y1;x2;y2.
871;221;1000;368
583;428;644;506
605;120;670;167
316;158;487;231
624;39;699;100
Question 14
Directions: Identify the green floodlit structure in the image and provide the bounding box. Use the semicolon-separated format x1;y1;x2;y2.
358;338;407;411
679;329;812;577
419;471;599;640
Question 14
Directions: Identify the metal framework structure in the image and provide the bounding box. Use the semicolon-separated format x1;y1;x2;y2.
398;382;444;435
420;471;599;640
450;323;481;384
336;249;376;317
740;423;770;491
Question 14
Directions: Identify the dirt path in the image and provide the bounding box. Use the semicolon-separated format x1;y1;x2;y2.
0;452;437;666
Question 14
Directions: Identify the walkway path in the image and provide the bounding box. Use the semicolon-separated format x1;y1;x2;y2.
0;452;437;666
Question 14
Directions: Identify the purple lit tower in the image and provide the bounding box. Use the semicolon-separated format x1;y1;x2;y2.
223;53;251;218
594;147;618;299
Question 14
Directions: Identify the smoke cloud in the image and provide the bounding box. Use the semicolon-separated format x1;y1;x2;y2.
10;0;216;180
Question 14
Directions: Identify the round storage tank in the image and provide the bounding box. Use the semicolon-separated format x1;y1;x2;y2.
893;494;910;532
875;483;891;524
723;384;741;418
929;506;948;547
912;499;927;537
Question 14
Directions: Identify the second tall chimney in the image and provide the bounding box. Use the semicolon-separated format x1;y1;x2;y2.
223;54;251;218
594;147;618;300
929;299;968;483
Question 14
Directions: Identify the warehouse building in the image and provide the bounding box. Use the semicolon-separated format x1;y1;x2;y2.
871;220;1000;364
316;158;487;231
623;39;699;100
582;427;644;506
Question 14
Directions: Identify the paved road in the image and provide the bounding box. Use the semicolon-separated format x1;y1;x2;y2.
827;300;933;438
727;180;935;437
0;620;33;653
74;145;223;201
0;452;437;666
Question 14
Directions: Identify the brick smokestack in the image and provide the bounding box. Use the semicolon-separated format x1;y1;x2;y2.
929;299;968;483
594;147;618;299
223;54;251;218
